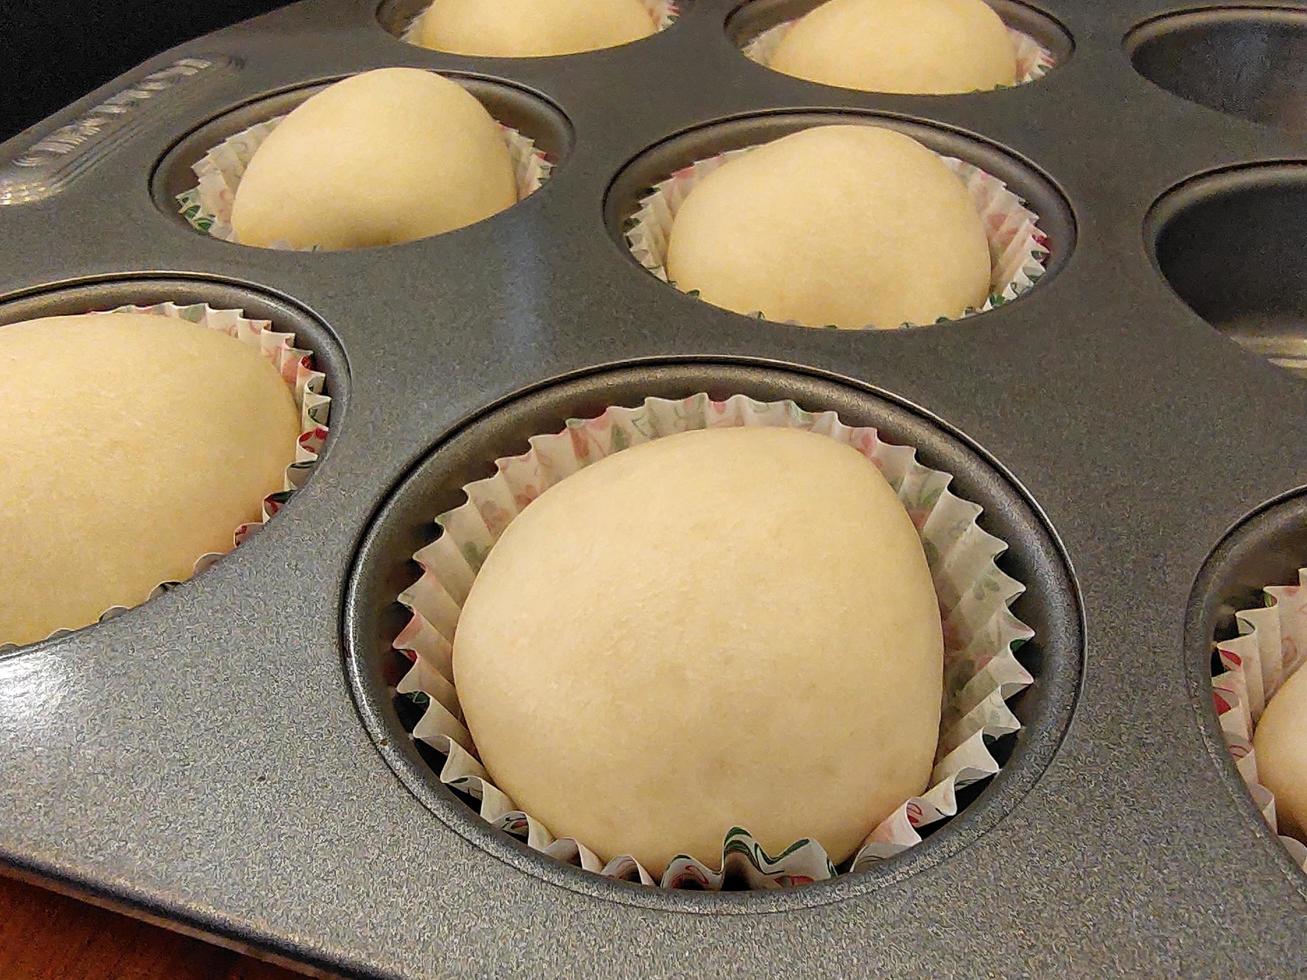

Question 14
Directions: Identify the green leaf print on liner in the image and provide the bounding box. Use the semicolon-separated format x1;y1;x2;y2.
393;393;1036;890
461;542;487;571
404;690;430;709
630;411;658;441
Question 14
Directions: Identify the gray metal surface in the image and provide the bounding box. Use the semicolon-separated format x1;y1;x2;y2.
0;0;1304;976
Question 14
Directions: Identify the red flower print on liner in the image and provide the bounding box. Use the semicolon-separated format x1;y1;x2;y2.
567;424;593;461
298;426;329;452
776;875;815;887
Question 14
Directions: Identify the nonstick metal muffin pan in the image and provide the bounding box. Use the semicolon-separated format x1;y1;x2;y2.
1;0;1306;975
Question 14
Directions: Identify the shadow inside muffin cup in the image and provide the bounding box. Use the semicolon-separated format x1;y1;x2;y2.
152;72;573;251
343;363;1084;900
1126;6;1307;133
604;111;1074;331
1147;164;1307;381
726;0;1073;93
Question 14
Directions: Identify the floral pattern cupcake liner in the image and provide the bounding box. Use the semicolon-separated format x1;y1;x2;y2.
393;393;1034;889
400;0;679;47
1212;570;1307;870
177;112;553;248
624;141;1049;329
0;301;331;653
741;20;1056;88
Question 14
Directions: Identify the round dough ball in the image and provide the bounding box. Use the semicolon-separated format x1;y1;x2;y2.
418;0;655;57
665;125;992;329
1254;665;1307;842
453;426;943;874
0;313;299;647
771;0;1017;95
231;68;517;250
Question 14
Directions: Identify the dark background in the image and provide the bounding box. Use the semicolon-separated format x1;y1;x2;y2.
3;1;297;141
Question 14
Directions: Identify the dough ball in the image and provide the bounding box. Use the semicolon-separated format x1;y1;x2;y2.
1255;665;1307;842
418;0;655;57
771;0;1017;95
665;125;991;329
0;313;299;647
231;68;517;250
453;426;943;874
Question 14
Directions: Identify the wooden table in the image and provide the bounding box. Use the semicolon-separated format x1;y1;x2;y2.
0;875;303;979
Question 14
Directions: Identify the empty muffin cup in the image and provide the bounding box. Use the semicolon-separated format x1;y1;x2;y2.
624;137;1048;329
1212;570;1307;870
177;101;553;248
391;393;1034;889
0;301;331;650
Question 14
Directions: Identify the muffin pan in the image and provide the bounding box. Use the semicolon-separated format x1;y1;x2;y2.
1;0;1305;975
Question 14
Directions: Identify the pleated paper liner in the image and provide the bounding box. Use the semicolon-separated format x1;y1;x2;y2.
742;20;1056;88
1212;570;1307;870
624;140;1049;329
400;0;679;48
0;301;332;653
393;393;1034;889
177;113;553;247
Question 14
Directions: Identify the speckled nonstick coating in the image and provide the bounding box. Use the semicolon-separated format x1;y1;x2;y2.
1;1;1305;976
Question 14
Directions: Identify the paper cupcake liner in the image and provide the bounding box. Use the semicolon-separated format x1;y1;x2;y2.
177;112;553;248
1211;571;1307;870
742;21;1056;88
0;302;332;652
401;0;679;47
624;139;1049;329
393;393;1035;889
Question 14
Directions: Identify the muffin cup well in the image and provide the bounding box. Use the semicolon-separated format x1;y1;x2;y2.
392;393;1034;889
0;301;331;651
624;142;1048;329
742;20;1055;89
176;115;552;247
1212;570;1307;870
400;0;679;48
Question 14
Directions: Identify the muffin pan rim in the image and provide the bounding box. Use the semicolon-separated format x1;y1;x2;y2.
1183;488;1307;893
149;68;575;247
342;358;1085;914
0;272;349;657
1143;161;1307;376
602;107;1076;329
374;0;696;57
1123;3;1307;133
724;0;1076;88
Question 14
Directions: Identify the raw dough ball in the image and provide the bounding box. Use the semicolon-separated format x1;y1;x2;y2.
665;125;991;329
231;68;517;250
0;313;299;647
1255;665;1307;842
418;0;655;57
771;0;1017;95
453;426;943;874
